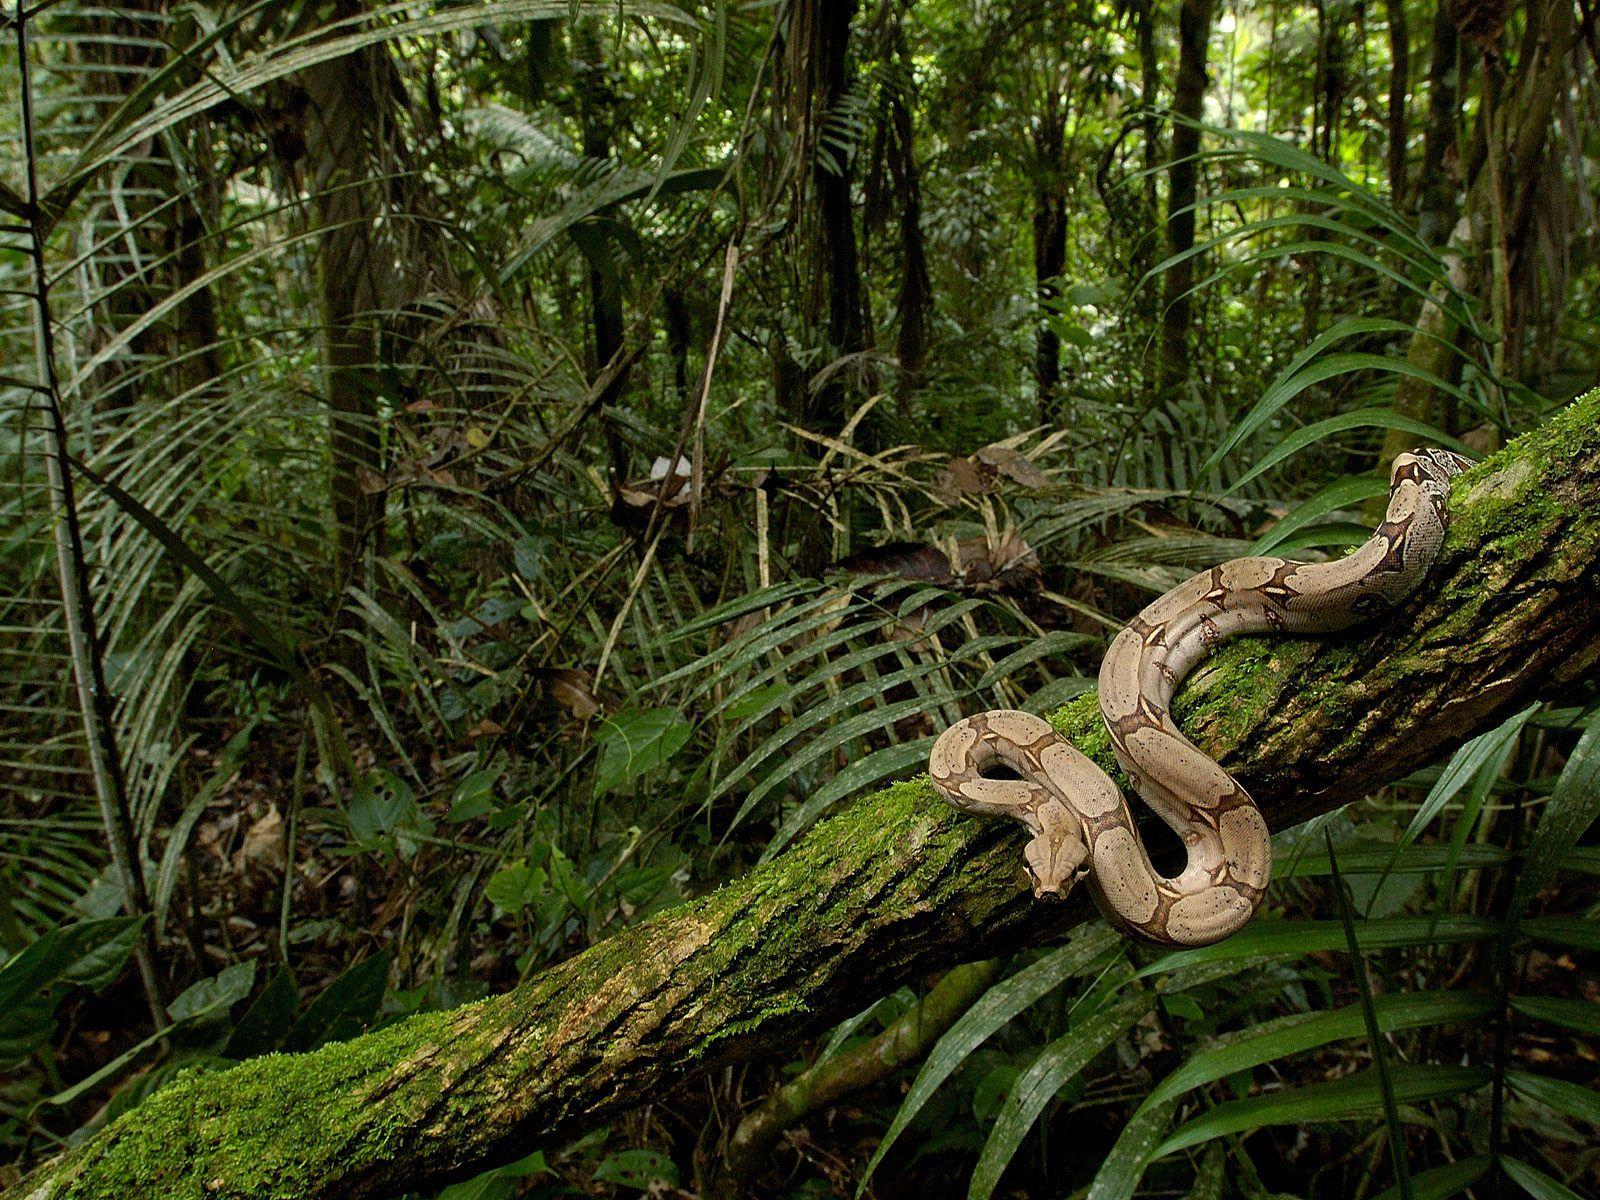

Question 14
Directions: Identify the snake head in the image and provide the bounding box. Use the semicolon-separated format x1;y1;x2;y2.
1022;818;1091;901
1398;447;1476;483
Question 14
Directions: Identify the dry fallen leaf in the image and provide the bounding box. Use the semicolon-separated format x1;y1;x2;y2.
547;669;601;720
236;805;285;877
974;444;1052;489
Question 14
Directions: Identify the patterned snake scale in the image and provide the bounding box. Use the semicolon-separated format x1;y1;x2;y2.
928;448;1473;947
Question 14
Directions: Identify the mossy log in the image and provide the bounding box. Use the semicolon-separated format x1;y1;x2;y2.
12;391;1600;1200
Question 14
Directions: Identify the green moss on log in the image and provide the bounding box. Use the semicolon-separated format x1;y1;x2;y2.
10;389;1600;1200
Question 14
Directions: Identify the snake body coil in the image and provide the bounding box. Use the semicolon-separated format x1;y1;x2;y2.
928;448;1472;947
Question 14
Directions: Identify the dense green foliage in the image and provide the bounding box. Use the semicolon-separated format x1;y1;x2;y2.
1;0;1596;1197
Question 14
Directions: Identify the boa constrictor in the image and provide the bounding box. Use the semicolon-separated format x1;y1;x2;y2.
928;448;1472;947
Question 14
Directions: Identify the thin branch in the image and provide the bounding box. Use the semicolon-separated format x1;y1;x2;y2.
14;5;166;1031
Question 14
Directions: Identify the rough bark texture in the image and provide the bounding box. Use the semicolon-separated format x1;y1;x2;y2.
11;390;1600;1200
1380;0;1576;465
1415;0;1462;246
302;36;391;585
793;0;867;436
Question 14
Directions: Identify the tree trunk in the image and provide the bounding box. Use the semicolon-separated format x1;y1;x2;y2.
1134;0;1162;322
1385;0;1409;207
791;0;866;437
1032;87;1068;413
1416;0;1464;245
301;39;393;588
887;39;930;398
1379;0;1577;467
1157;0;1216;399
576;19;632;482
12;387;1600;1200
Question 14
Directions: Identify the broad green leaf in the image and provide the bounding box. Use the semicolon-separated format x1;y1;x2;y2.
439;1152;552;1200
168;961;257;1023
1276;842;1509;878
593;708;692;795
347;769;417;846
0;917;144;1066
1226;407;1473;497
1401;707;1536;852
1206;317;1430;475
486;861;546;915
225;966;300;1060
1251;474;1391;555
1087;1096;1180;1200
592;1148;678;1190
1153;1065;1491;1158
43;962;257;1110
285;952;391;1052
722;682;791;723
1519;917;1600;952
449;768;502;823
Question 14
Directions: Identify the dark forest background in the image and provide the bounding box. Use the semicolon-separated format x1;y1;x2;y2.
2;0;1598;1197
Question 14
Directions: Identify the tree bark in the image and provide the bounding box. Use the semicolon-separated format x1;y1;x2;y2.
887;38;930;398
1385;0;1410;208
575;19;632;483
1032;86;1068;412
794;0;867;436
301;34;394;588
1415;0;1462;245
1157;0;1216;399
12;388;1600;1200
1379;0;1576;467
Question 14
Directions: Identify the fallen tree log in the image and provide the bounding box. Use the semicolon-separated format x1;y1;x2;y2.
12;389;1600;1200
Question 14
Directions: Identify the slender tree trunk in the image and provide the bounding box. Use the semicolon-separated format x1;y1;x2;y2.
1032;89;1068;414
886;21;930;399
783;0;869;573
1380;0;1577;466
1157;0;1216;400
301;40;392;587
665;289;692;406
576;20;631;482
792;0;866;436
1416;0;1464;245
1385;0;1410;207
14;389;1600;1200
1134;0;1162;323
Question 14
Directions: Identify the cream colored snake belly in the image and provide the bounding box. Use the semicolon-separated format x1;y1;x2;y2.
928;448;1472;947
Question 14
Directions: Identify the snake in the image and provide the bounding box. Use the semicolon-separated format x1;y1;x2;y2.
928;448;1473;947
